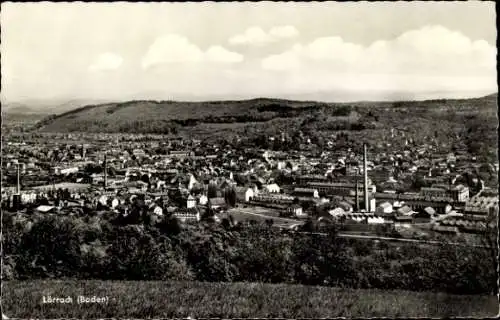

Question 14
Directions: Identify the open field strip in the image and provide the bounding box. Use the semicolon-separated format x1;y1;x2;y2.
3;280;498;318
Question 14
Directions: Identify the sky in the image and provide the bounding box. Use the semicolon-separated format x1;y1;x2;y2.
1;2;497;103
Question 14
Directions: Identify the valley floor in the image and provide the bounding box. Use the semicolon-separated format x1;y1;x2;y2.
3;280;498;318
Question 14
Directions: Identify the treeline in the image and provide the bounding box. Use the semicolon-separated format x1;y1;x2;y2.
2;213;497;295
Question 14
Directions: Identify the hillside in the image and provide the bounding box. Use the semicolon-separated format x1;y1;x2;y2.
32;94;497;134
4;280;497;318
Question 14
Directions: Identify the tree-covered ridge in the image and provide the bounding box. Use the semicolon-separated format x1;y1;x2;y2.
32;94;497;134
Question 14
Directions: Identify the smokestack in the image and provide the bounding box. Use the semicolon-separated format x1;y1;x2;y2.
363;143;369;212
82;145;86;161
104;154;108;190
355;177;359;212
16;162;21;194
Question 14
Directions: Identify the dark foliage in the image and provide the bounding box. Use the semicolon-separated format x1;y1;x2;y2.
2;213;497;295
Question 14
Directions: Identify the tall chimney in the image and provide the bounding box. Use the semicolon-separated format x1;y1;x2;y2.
363;143;369;212
104;154;108;190
16;162;21;194
355;177;359;212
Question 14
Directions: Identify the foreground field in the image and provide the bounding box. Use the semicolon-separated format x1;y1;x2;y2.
3;280;498;318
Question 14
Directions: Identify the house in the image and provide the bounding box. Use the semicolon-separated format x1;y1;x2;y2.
198;194;208;206
329;207;345;218
376;202;393;215
98;195;109;207
423;207;436;217
288;204;306;218
235;187;254;202
153;206;164;216
208;197;226;210
111;198;120;209
187;174;199;190
187;194;197;208
397;205;415;216
263;183;280;193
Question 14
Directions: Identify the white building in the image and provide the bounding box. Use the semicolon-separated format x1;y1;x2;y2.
264;183;280;193
187;194;197;208
375;202;393;215
198;194;208;206
153;206;164;216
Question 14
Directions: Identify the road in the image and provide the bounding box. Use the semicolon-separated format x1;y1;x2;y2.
228;208;302;224
293;231;492;249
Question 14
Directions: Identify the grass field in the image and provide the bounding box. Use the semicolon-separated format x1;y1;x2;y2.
3;280;498;318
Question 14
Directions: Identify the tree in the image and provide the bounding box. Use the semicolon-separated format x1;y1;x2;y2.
207;184;218;199
265;219;274;228
224;187;237;207
18;216;83;278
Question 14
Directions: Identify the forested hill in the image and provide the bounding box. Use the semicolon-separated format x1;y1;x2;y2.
33;94;497;134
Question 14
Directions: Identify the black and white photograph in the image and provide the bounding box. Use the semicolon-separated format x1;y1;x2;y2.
1;1;498;318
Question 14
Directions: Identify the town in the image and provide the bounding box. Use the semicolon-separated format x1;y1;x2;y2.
2;127;497;240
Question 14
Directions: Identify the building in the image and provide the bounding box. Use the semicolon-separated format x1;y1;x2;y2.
35;205;57;214
187;194;197;208
263;183;280;193
375;202;393;215
208;197;226;210
252;193;294;205
307;182;376;197
375;192;462;215
293;188;319;198
397;205;416;216
169;150;193;159
153;206;164;216
296;174;328;186
173;207;200;222
235;187;254;202
421;184;469;202
464;191;499;217
288;204;305;218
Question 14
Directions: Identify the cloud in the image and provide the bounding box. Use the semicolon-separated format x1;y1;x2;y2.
229;25;299;46
261;25;496;78
205;46;244;63
89;52;123;71
142;35;204;69
269;25;300;39
142;35;244;69
261;45;302;71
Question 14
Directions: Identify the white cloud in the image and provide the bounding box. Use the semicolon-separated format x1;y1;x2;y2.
269;25;300;39
229;26;274;46
205;46;244;63
142;34;204;69
142;35;244;69
89;52;123;71
229;25;299;46
261;25;496;78
261;45;302;71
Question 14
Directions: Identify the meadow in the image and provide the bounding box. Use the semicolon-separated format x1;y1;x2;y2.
3;280;498;319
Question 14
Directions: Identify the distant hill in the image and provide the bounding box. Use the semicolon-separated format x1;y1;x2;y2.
31;93;497;134
2;99;111;115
